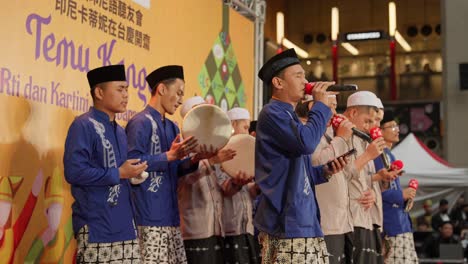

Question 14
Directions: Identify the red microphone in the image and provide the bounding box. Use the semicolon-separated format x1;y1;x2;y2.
370;127;391;169
390;160;404;171
408;178;419;189
331;115;345;131
370;127;383;140
305;82;358;94
405;179;419;212
331;115;372;142
305;83;314;95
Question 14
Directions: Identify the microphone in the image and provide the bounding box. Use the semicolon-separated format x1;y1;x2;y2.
352;128;372;143
370;127;391;169
390;160;404;171
305;82;358;94
405;179;419;212
331;115;372;143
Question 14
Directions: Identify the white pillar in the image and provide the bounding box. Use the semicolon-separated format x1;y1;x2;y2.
254;0;266;119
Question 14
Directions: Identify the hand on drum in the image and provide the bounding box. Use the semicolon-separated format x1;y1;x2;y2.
191;144;219;164
209;148;237;165
231;170;254;188
167;134;198;161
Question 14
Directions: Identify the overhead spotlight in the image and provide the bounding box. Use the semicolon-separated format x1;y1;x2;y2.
435;24;441;35
316;33;327;44
306;60;312;65
395;30;412;52
282;38;309;58
421;24;432;36
276;12;284;45
407;26;418;37
341;43;359;56
388;2;396;37
331;7;339;41
303;34;314;44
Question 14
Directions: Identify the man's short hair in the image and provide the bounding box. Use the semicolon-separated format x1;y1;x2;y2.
440;199;449;206
151;78;178;96
440;221;453;229
249;121;257;134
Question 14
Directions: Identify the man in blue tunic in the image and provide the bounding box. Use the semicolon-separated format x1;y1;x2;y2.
64;64;148;263
254;49;346;264
126;65;215;263
374;110;418;263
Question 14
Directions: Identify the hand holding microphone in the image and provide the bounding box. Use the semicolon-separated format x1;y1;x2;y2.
370;127;391;169
390;160;405;176
379;160;404;182
304;82;336;105
390;160;404;171
330;115;354;140
331;115;372;142
404;179;418;212
370;126;385;142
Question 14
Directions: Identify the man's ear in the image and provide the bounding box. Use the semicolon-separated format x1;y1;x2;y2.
94;84;105;100
156;83;166;96
271;76;283;90
347;108;357;120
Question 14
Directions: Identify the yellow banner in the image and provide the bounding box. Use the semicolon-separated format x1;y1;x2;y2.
0;0;254;262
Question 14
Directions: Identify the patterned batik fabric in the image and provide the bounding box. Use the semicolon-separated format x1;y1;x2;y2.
259;232;330;264
76;225;141;264
382;232;418;264
138;226;187;264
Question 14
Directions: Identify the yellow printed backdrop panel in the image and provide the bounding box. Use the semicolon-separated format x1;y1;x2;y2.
230;8;255;120
0;0;254;262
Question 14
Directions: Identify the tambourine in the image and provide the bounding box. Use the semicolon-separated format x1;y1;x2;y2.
181;104;232;152
221;134;255;177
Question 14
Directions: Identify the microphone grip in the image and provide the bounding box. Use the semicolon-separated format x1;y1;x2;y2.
326;84;359;92
381;151;391;169
305;83;358;94
405;198;414;212
351;128;372;143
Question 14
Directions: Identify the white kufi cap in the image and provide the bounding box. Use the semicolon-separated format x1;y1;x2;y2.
180;96;206;118
227;107;250;121
375;98;384;109
346;91;380;108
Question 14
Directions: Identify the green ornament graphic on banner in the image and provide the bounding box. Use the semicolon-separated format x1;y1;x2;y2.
198;5;246;111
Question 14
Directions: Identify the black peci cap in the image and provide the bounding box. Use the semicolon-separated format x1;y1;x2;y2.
146;65;184;91
87;65;126;88
258;49;300;84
